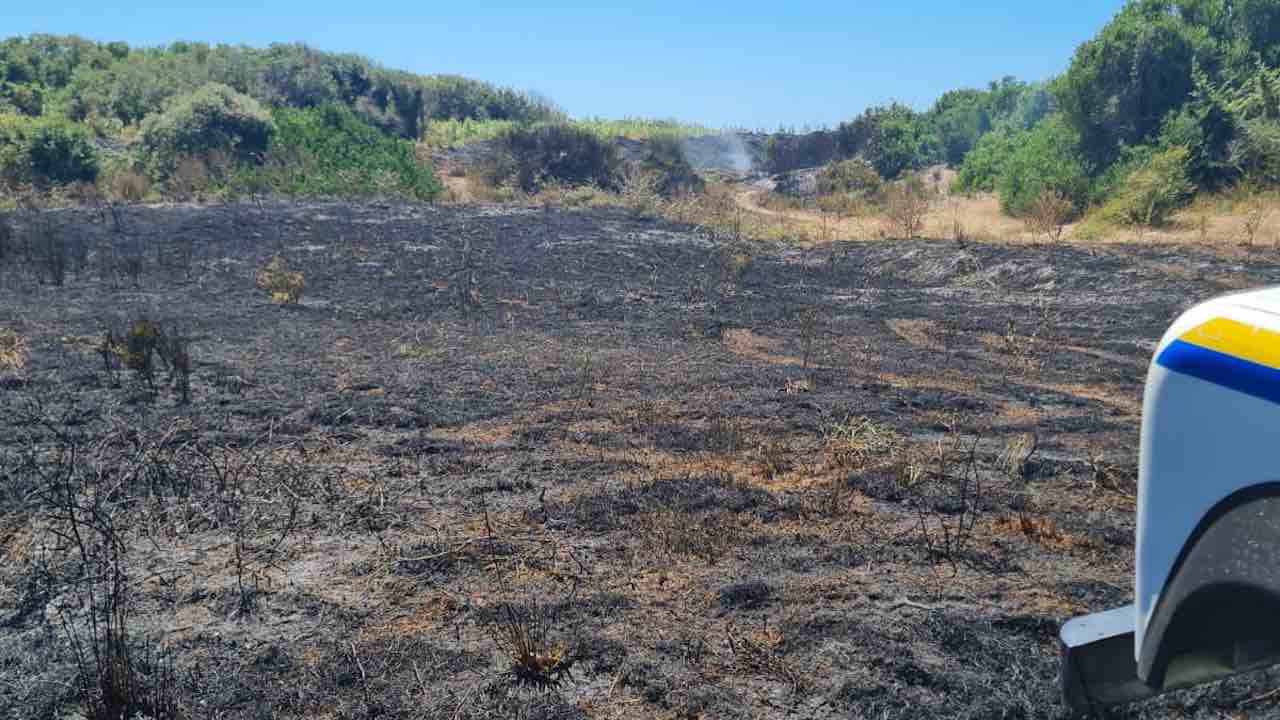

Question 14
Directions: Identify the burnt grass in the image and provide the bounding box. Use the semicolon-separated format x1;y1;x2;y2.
3;199;1280;719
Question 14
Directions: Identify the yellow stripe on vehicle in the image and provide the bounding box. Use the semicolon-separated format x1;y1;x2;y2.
1177;317;1280;370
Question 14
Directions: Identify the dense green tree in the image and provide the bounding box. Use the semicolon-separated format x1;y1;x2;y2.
930;89;992;165
862;104;941;178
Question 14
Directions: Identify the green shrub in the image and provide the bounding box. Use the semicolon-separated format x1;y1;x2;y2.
140;83;274;176
816;157;882;199
0;112;26;184
496;122;619;192
762;131;838;174
860;104;940;179
996;117;1090;217
1099;145;1194;227
952;129;1016;194
1230;119;1280;187
0;112;97;186
834;104;936;180
245;103;441;200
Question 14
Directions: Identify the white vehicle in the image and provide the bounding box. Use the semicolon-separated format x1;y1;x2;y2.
1062;287;1280;711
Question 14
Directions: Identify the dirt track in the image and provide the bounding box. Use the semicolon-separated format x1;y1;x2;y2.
4;200;1280;719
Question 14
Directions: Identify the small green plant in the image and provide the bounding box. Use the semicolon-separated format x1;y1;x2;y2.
99;319;194;400
255;255;305;304
715;243;754;287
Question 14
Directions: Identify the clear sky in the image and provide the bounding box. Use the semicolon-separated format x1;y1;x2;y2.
8;1;1125;129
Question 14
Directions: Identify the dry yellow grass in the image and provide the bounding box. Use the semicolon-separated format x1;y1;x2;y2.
255;256;305;304
0;329;27;371
885;318;938;349
989;512;1090;550
740;177;1280;248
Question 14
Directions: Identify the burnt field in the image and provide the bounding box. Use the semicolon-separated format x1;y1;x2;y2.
4;201;1280;719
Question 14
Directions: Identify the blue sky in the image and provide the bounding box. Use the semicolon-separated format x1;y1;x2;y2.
9;1;1125;129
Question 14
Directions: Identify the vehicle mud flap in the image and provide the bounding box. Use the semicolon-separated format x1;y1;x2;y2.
1060;605;1158;712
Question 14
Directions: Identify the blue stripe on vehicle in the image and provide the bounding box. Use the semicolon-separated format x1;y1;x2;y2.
1157;339;1280;406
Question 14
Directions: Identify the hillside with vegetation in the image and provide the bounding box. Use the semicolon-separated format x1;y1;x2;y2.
6;1;1280;234
0;35;564;200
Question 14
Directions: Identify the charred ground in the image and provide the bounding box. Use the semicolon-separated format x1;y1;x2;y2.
2;201;1280;719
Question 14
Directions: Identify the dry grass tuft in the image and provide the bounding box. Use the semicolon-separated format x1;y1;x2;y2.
1025;189;1073;243
823;416;902;468
490;602;575;690
754;440;790;480
991;511;1082;550
727;622;805;693
255;255;305;304
0;329;27;371
997;431;1038;480
103;167;150;204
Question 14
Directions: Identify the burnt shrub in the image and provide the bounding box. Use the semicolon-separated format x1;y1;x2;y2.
495;122;620;192
640;135;704;197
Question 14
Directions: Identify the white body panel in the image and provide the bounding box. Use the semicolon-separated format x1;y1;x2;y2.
1135;291;1280;659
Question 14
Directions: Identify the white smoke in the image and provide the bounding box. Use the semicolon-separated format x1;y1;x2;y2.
679;133;755;175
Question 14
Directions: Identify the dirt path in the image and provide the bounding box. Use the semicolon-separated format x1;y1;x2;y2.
732;187;871;242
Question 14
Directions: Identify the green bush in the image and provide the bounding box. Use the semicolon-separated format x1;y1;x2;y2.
762;131;838;174
861;104;940;179
0;112;27;184
996;117;1090;217
496;122;619;192
25;115;98;184
1099;145;1195;227
952;129;1016;194
0;112;97;186
1230;119;1280;186
139;82;274;176
244;103;441;200
816;157;882;199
